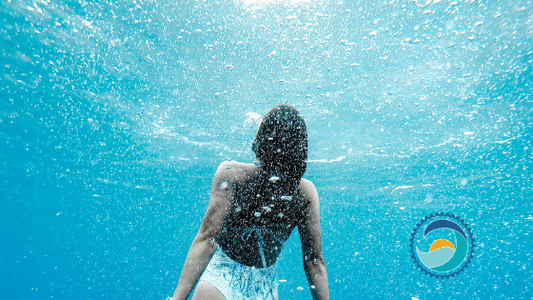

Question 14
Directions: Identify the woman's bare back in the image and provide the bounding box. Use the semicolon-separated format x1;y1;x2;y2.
215;161;306;268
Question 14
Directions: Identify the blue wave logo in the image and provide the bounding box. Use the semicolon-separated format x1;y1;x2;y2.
410;213;474;278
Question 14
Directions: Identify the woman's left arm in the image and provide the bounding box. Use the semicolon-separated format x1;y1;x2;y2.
298;179;329;300
172;162;234;300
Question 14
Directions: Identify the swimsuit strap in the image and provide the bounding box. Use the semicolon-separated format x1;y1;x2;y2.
227;224;281;300
229;224;283;268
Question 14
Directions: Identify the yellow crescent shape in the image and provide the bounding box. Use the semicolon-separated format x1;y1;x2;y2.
429;239;456;252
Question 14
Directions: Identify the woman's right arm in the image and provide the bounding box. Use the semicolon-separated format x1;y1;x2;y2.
171;162;234;300
298;179;329;300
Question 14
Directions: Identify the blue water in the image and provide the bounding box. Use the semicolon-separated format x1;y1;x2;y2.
1;0;532;299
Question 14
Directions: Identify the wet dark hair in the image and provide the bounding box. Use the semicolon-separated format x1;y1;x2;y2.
223;104;308;231
251;104;308;211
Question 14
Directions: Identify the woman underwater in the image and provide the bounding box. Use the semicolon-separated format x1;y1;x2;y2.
172;105;329;300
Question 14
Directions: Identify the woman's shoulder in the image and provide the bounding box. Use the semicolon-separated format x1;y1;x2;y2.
215;160;259;184
298;178;318;204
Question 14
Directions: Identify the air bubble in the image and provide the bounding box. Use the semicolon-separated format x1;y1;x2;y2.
219;181;229;190
280;195;293;201
269;176;280;182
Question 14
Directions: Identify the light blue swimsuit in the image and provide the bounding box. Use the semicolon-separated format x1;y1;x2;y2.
199;225;282;300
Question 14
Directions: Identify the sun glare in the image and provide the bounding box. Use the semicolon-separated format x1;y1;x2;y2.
243;0;312;6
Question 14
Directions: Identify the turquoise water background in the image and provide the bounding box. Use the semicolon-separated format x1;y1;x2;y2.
1;0;532;299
